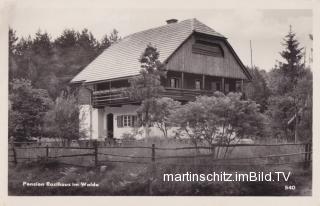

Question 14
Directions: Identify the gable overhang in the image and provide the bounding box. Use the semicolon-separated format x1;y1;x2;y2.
224;40;252;81
75;74;139;86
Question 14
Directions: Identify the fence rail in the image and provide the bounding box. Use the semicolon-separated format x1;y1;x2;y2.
9;141;312;169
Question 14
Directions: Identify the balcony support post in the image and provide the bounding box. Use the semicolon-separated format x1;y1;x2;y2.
221;77;225;93
241;79;244;93
202;74;205;90
181;72;184;89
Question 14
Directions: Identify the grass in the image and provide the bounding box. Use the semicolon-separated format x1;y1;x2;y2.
8;138;312;196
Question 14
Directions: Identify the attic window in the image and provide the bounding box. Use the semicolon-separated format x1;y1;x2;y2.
192;40;224;57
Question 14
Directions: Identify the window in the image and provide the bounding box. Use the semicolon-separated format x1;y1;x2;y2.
117;115;137;127
123;116;130;127
211;82;217;91
225;83;230;93
170;78;180;88
211;82;222;91
192;40;224;57
195;80;201;90
236;81;242;92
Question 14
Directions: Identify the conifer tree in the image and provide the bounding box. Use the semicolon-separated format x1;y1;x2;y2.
279;25;304;85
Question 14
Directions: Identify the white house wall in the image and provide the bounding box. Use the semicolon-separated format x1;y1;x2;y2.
106;105;140;138
79;104;91;138
98;109;105;138
105;105;181;139
80;104;184;140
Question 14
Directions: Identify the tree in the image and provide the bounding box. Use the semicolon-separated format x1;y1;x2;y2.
44;92;86;144
244;66;270;112
32;30;52;56
291;69;312;141
99;29;121;53
54;29;79;49
170;92;266;157
125;44;166;137
279;25;304;86
9;79;52;140
9;27;121;100
266;95;295;142
9;28;18;55
145;97;181;138
266;26;312;142
9;28;19;80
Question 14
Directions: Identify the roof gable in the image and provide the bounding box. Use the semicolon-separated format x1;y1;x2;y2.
166;34;249;80
71;19;225;83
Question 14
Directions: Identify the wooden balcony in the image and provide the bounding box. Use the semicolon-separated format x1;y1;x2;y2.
92;87;216;107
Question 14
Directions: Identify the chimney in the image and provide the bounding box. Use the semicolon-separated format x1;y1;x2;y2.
166;19;178;24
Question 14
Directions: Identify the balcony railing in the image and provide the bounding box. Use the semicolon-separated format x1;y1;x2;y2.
92;87;217;107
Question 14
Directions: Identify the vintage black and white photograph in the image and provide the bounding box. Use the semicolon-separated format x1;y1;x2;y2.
5;0;314;198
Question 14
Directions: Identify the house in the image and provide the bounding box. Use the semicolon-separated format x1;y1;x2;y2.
71;18;252;140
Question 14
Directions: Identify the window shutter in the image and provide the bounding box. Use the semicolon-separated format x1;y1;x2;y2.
117;115;123;127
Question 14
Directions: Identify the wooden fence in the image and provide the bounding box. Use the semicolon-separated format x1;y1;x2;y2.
8;141;312;170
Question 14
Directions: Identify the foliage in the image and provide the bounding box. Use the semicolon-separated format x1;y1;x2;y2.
170;92;267;157
8;27;120;140
9;79;53;140
99;29;121;53
125;44;166;137
293;71;312;141
121;132;137;141
126;44;166;100
279;26;304;85
266;27;312;142
266;95;296;141
9;27;121;99
244;66;270;112
144;97;181;138
44;92;86;141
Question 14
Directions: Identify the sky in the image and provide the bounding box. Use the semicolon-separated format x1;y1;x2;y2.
8;6;313;71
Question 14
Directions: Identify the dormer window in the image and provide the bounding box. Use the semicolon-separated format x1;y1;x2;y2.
192;40;224;57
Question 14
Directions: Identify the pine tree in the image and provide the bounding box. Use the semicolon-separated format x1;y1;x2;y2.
266;26;312;142
9;28;19;80
54;29;79;49
279;25;304;85
9;28;18;55
98;29;121;53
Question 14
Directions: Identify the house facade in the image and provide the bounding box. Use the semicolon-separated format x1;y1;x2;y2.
71;18;252;140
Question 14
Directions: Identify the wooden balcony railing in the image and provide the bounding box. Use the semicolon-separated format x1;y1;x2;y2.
92;87;217;107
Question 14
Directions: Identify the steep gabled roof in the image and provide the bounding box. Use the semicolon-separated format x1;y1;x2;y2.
71;18;228;83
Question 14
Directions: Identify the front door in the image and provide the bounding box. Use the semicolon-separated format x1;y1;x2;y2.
107;113;114;138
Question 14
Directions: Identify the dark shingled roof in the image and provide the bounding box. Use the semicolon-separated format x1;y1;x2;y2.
71;19;228;83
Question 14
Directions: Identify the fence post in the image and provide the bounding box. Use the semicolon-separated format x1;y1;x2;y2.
211;144;216;160
94;141;98;167
149;144;156;195
151;144;155;162
11;142;17;165
307;142;312;167
304;142;311;169
46;145;49;161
